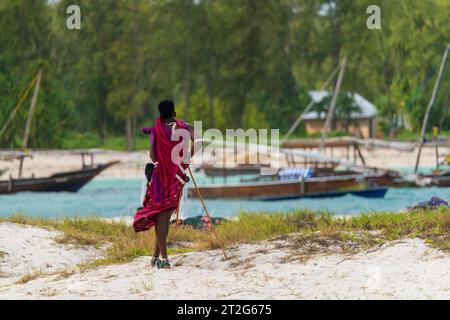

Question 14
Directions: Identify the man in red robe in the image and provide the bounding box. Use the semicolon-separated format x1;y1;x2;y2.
133;100;195;269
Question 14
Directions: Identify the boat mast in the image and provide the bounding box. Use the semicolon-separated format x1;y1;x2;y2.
414;45;450;173
18;69;43;178
320;56;347;151
282;63;341;141
0;73;38;139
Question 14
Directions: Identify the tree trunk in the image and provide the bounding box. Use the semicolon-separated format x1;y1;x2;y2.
389;113;397;140
131;115;137;150
183;1;193;117
237;96;245;128
125;116;132;151
345;117;350;133
330;3;341;131
23;70;42;149
438;89;449;134
207;57;215;128
98;62;107;146
98;88;107;146
19;21;26;74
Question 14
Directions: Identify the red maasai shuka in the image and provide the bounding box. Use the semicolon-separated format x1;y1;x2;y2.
133;117;189;232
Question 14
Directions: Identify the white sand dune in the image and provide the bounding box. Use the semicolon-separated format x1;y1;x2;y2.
0;223;102;288
0;223;448;300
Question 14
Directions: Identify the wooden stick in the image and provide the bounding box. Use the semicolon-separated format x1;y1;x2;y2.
435;146;439;170
320;57;347;151
187;166;228;260
18;69;43;178
174;187;183;228
283;63;341;141
23;69;42;149
414;45;450;173
355;145;366;166
0;73;38;139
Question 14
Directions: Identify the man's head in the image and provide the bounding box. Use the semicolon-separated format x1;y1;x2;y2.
158;100;176;120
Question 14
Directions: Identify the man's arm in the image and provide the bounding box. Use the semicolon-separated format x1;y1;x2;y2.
149;145;156;163
149;131;156;163
186;123;201;158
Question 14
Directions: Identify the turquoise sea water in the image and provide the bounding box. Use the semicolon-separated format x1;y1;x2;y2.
0;173;448;218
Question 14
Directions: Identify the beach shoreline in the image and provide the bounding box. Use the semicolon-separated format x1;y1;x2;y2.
0;146;443;180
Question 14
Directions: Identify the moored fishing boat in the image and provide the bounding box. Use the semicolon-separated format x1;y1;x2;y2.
0;71;120;194
187;173;390;200
0;159;119;194
423;170;450;187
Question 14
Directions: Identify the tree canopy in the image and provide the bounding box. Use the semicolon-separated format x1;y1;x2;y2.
0;0;449;149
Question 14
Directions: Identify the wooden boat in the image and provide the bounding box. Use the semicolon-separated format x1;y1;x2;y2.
0;160;119;194
188;173;390;200
202;163;270;176
364;169;450;188
266;187;388;201
239;169;447;189
280;137;450;188
239;167;374;183
423;170;450;187
0;73;121;195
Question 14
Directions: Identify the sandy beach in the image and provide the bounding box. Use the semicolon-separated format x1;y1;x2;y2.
0;222;448;300
0;145;442;180
0;223;101;289
0;146;447;299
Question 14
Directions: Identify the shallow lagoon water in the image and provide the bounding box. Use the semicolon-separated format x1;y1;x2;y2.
0;173;448;218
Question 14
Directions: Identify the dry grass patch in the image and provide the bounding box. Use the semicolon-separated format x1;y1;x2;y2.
15;269;45;284
1;206;448;270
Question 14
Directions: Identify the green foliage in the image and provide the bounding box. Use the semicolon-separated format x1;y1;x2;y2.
61;131;149;150
1;0;449;149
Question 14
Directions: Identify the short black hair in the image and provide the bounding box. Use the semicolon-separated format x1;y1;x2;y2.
158;100;175;119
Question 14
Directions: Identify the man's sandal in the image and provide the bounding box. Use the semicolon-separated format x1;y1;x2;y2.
157;259;171;269
151;257;160;268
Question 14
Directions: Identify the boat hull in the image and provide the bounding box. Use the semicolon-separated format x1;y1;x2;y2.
427;170;450;187
260;187;388;201
188;174;390;200
0;161;119;194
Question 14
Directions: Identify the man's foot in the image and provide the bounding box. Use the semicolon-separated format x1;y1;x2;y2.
157;258;171;269
151;257;160;268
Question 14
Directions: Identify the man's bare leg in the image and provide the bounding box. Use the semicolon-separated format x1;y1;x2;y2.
166;210;173;234
154;210;173;258
155;211;170;259
153;234;160;258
